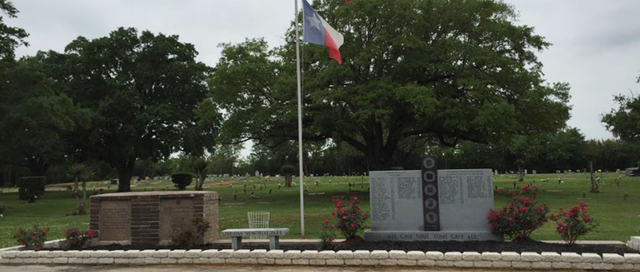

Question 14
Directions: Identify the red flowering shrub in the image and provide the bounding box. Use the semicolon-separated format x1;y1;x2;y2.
550;201;597;244
326;196;369;240
62;228;97;249
319;217;336;249
14;225;48;250
488;185;549;241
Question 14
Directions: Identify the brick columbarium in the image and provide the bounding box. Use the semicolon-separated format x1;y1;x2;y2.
365;157;502;241
90;191;218;246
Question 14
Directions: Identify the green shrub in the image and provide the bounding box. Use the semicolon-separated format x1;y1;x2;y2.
319;217;336;250
281;165;296;175
171;218;211;248
390;167;404;170
18;176;46;201
171;173;193;190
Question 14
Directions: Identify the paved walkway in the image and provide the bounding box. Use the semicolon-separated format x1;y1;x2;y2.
0;265;540;272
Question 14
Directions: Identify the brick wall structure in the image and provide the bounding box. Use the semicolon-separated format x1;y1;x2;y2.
89;191;218;246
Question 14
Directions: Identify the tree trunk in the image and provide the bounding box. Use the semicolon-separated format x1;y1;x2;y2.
73;177;81;215
80;180;87;214
285;174;292;187
195;174;205;191
589;160;599;193
116;160;135;192
518;164;524;182
26;157;49;176
366;150;394;171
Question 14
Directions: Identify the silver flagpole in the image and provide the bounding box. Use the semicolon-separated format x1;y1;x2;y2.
294;0;305;237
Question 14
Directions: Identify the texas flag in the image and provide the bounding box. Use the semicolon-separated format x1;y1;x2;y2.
302;0;344;64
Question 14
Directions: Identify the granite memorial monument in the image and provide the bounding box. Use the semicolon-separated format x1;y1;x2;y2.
365;157;502;241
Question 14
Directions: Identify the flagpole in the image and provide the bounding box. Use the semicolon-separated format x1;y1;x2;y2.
294;0;305;237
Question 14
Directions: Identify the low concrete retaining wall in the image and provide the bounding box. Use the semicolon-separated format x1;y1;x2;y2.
629;237;640;251
1;249;639;270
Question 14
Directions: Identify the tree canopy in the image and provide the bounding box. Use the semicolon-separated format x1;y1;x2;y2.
0;0;28;60
38;27;217;191
0;58;79;174
0;1;80;176
602;92;640;142
208;0;571;170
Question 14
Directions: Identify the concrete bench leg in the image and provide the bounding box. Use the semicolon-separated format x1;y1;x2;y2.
269;236;279;250
231;236;242;250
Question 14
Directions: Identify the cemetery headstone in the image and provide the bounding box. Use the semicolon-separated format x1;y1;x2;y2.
532;170;537;174
365;157;501;241
255;170;260;177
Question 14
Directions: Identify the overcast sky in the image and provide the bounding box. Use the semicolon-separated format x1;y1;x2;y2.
8;0;640;151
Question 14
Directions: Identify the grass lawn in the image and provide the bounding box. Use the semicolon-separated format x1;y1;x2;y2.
0;172;638;248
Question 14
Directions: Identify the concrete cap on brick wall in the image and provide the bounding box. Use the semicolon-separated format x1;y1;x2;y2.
91;191;217;200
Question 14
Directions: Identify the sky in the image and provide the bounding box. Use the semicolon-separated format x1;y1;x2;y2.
8;0;640;157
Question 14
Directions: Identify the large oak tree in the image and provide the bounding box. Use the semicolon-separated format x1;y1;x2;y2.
0;0;79;177
39;28;216;191
209;0;570;170
0;58;79;175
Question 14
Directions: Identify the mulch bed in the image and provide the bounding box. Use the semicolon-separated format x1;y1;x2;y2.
86;239;638;255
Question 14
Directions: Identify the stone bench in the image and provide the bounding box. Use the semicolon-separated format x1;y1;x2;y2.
220;228;289;250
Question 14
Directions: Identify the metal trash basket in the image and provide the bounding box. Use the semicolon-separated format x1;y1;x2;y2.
247;211;270;239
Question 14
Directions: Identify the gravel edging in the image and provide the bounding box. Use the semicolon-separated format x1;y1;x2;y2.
1;248;639;270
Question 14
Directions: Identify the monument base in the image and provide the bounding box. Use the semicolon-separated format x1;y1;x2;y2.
90;191;219;246
364;230;503;242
